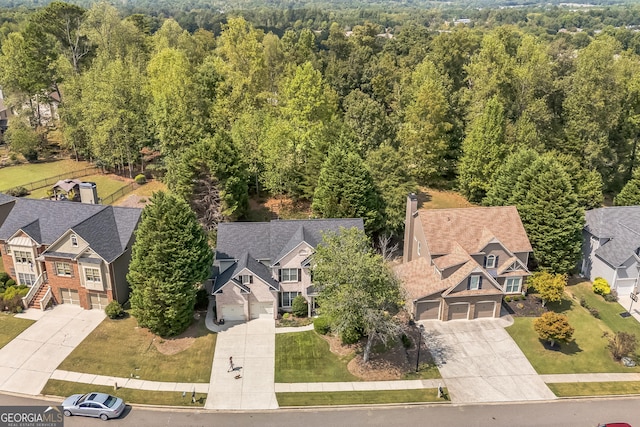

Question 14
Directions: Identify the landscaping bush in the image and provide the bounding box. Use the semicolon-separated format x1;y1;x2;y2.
134;174;147;185
604;290;619;302
282;312;291;320
0;272;9;286
340;327;362;345
607;331;638;361
7;187;28;197
194;288;209;310
1;285;27;313
5;279;15;287
313;316;330;335
504;296;512;303
104;301;124;319
580;298;588;308
291;295;308;317
401;333;412;349
589;307;600;318
592;277;611;296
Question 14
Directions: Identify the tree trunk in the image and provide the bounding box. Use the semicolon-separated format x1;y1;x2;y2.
363;333;375;363
541;298;547;307
549;338;555;347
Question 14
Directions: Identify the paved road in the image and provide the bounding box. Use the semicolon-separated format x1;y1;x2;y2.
2;393;639;427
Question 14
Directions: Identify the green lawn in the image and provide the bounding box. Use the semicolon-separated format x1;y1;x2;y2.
548;381;640;397
42;380;206;407
113;180;167;204
28;174;130;200
276;389;447;406
275;331;359;382
0;256;4;273
419;187;474;210
507;284;640;374
0;160;93;191
58;315;216;383
0;314;34;349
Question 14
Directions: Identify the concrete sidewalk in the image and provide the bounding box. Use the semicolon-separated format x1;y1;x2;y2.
50;370;209;393
275;379;442;392
540;373;640;383
0;305;104;396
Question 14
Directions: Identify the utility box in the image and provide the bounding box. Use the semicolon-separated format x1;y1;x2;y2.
79;182;98;204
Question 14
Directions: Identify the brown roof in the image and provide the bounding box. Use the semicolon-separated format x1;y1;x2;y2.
432;253;469;270
418;206;532;255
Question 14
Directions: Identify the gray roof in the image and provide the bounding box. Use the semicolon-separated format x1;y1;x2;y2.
585;206;640;267
0;194;142;263
215;218;364;263
213;252;279;293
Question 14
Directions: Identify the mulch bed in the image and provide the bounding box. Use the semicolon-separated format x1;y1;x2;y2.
502;294;548;317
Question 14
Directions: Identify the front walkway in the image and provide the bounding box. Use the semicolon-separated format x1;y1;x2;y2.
0;305;104;395
275;379;442;393
205;318;278;410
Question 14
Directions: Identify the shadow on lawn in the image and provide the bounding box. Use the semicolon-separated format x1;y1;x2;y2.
539;338;582;355
546;298;574;314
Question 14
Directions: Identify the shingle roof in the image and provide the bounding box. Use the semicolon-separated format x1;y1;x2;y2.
215;218;364;263
213;252;279;292
418;206;533;255
585;206;640;267
0;194;141;263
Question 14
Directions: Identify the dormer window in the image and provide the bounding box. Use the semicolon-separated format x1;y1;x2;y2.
468;275;482;290
485;254;497;269
241;275;253;285
71;234;78;247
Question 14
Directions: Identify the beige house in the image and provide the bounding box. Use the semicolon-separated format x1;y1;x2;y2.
211;218;364;322
395;194;532;321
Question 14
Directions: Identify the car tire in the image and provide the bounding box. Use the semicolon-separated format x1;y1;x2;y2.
63;410;72;417
100;413;108;421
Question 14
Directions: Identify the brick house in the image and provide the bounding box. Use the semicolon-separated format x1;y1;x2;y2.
211;218;364;322
0;193;141;310
395;194;532;321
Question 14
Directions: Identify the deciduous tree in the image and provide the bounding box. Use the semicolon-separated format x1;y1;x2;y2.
534;312;574;348
529;271;566;307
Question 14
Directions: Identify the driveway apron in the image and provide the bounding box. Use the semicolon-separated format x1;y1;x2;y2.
0;304;105;395
205;318;278;410
421;318;556;403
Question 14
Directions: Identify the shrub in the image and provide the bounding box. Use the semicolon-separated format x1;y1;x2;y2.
291;295;308;317
504;296;512;303
604;290;619;302
0;272;9;286
194;288;209;310
7;187;28;197
3;285;27;300
593;277;611;296
580;298;589;308
340;326;362;345
313;316;330;335
607;331;638;361
104;301;124;319
5;279;15;287
401;333;412;349
589;307;600;318
134;174;147;185
282;312;291;320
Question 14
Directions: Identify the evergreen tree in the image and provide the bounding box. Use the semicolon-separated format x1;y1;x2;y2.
458;96;508;203
483;148;538;207
312;144;383;235
615;170;640;206
128;192;213;337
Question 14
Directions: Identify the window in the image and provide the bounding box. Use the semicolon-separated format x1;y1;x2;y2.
18;273;36;286
4;245;10;255
14;250;32;264
71;235;78;247
417;242;421;256
241;275;253;285
280;268;299;283
486;254;496;268
468;275;482;290
55;262;72;276
280;291;300;307
84;268;101;283
505;277;521;293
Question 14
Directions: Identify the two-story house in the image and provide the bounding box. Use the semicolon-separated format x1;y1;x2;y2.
395;194;532;321
211;218;364;322
0;193;141;310
581;206;640;297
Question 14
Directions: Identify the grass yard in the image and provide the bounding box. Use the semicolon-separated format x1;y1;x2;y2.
58;315;216;383
548;381;640;397
0;314;34;349
507;284;640;374
42;380;206;407
28;174;130;200
0;159;93;191
275;331;359;383
0;256;4;273
418;187;474;210
276;389;447;406
114;180;166;202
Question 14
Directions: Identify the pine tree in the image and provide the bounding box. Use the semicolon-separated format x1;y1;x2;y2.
615;170;640;206
127;192;213;337
312;144;383;235
483;148;538;207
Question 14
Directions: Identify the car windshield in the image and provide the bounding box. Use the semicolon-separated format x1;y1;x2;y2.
103;396;117;408
76;393;91;405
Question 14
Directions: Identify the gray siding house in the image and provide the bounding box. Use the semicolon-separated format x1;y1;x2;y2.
581;206;640;297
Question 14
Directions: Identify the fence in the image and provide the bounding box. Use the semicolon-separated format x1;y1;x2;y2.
1;166;100;193
101;182;136;205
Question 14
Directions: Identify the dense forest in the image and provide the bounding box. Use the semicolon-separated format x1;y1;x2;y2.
3;1;640;272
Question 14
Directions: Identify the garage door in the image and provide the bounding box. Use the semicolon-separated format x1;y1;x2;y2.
89;293;108;310
416;301;440;320
447;303;469;320
221;304;245;321
61;289;80;306
474;301;496;319
616;281;636;298
250;301;273;319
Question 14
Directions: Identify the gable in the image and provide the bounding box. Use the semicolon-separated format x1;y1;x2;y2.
43;229;89;256
443;267;502;296
276;241;314;268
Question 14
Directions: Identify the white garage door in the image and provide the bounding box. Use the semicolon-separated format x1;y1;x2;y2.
221;304;245;321
616;280;636;298
416;301;440;320
89;293;108;310
61;289;80;306
250;301;273;319
474;301;496;319
448;303;469;320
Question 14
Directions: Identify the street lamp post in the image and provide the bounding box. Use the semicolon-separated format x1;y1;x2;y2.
415;324;425;372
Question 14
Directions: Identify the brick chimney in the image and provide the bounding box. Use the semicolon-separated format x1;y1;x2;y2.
403;193;418;263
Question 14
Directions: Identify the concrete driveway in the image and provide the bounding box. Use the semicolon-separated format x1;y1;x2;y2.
421;317;556;403
0;304;105;395
205;318;278;410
